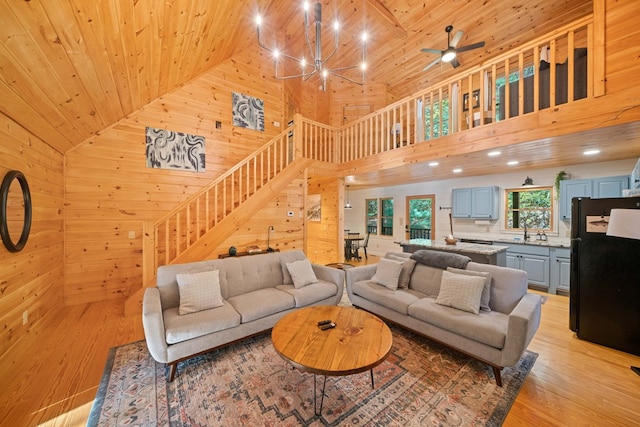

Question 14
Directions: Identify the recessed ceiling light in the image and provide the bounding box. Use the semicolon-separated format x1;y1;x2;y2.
584;149;601;156
428;161;439;167
488;151;501;157
507;160;519;166
452;168;462;173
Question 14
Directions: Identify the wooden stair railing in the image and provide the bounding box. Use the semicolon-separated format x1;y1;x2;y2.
337;14;598;163
124;115;337;315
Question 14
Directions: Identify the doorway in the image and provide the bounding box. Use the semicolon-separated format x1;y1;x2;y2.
405;195;435;240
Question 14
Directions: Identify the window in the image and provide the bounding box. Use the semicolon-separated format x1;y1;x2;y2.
366;198;394;236
424;98;450;140
366;199;378;234
505;186;553;231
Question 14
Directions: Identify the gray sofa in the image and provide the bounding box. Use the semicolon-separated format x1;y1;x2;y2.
345;251;541;386
143;250;344;381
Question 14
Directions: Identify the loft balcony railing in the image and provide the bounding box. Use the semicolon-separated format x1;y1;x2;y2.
337;14;597;162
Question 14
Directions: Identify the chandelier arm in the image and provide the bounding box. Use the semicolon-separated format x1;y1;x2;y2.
273;70;317;80
327;70;365;85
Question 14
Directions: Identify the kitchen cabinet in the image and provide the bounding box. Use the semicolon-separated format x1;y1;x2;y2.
592;175;629;198
559;178;591;221
550;247;571;295
451;186;499;219
559;175;629;221
504;244;550;290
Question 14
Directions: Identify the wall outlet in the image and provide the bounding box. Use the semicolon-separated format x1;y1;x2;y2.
128;231;136;239
23;310;28;325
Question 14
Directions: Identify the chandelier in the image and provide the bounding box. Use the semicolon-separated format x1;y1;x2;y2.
255;1;368;92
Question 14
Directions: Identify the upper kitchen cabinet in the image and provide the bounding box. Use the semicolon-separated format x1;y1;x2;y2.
631;158;640;189
452;186;499;219
559;176;629;221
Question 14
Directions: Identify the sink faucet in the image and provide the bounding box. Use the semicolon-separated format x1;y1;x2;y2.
523;223;529;241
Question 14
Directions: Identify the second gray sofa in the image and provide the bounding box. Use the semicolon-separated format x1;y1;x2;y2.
345;251;542;386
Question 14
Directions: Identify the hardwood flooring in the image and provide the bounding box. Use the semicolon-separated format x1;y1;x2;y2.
1;260;639;426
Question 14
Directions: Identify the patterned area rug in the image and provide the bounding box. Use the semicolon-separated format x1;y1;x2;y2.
88;324;536;426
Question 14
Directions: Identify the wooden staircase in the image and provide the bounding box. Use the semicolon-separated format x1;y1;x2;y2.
124;115;335;315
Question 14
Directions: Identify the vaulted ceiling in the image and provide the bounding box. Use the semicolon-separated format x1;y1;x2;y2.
1;0;595;155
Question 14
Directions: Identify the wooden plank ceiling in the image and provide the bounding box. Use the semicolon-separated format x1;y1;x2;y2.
6;0;638;186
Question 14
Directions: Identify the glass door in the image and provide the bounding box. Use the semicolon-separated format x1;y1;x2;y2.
405;195;435;240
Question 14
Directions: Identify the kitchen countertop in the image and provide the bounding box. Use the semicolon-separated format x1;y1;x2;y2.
457;236;571;249
396;239;509;255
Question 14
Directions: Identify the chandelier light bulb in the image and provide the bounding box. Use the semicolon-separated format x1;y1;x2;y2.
300;58;306;67
361;62;367;71
304;1;309;11
334;21;339;31
322;69;328;78
273;49;280;59
362;32;368;42
255;15;262;26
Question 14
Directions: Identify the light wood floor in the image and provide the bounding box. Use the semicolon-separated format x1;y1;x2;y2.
2;258;639;426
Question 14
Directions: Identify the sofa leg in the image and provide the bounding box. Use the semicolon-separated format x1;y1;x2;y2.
168;363;177;382
492;366;503;387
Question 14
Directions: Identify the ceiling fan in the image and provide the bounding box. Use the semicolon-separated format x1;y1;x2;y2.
421;25;485;71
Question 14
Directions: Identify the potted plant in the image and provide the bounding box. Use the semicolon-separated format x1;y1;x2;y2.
555;170;569;199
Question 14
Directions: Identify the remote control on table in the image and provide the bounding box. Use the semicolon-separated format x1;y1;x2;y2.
320;322;336;330
317;319;332;326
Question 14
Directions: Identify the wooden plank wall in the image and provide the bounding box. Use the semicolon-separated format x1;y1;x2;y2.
306;176;342;265
63;48;292;305
0;114;65;362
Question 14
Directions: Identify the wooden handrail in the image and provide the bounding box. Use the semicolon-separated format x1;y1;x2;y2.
336;14;596;162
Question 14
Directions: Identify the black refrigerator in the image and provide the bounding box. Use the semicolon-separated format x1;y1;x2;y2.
569;197;640;356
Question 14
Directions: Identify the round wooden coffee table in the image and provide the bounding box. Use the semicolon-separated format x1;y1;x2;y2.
271;305;393;415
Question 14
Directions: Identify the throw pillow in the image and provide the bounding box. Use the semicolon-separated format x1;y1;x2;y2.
286;259;318;289
176;269;224;315
447;267;492;312
387;255;417;289
435;270;486;314
371;258;404;290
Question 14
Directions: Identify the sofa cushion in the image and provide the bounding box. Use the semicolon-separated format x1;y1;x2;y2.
286;259;318;288
279;250;308;285
408;263;444;296
371;258;404;290
352;280;423;314
447;267;492;312
163;302;241;344
387;255;417;289
176;270;224;315
410;250;471;269
408;298;508;348
227;288;295;323
435;270;486;314
277;280;338;307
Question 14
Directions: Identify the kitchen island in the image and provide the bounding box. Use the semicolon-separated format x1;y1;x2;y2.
396;238;508;266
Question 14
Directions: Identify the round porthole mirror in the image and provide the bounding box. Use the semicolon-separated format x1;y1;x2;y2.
1;170;32;252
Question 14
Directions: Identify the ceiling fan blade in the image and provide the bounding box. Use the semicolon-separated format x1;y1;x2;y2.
450;57;460;68
423;57;442;71
450;30;464;48
420;48;443;55
456;41;486;53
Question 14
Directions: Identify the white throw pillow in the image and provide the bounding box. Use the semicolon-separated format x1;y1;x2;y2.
446;267;492;312
286;259;318;289
435;270;486;314
176;269;224;315
371;258;404;290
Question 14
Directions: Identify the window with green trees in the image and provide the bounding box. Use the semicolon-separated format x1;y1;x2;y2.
366;198;394;236
420;98;450;140
505;186;553;231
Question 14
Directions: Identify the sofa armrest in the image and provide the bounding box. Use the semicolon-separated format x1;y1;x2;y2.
344;264;377;296
312;264;345;304
501;293;542;366
142;287;169;363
